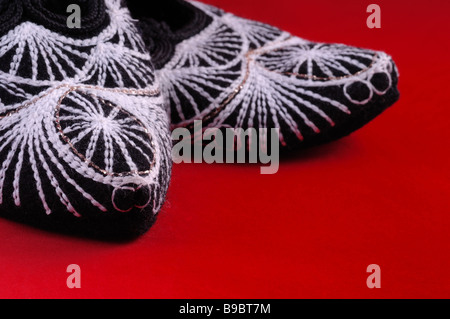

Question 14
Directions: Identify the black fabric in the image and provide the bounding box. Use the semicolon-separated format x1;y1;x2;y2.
0;1;23;34
127;0;212;69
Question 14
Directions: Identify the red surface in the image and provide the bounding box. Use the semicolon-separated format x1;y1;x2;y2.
0;0;449;299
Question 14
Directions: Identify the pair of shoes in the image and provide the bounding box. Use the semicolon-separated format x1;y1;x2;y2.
0;0;399;239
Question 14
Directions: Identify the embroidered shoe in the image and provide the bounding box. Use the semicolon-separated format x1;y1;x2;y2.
127;0;400;149
0;0;172;238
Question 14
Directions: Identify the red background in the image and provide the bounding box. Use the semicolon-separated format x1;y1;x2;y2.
0;0;449;299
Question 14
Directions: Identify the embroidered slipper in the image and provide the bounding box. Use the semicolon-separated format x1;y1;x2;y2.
127;0;400;149
0;0;172;239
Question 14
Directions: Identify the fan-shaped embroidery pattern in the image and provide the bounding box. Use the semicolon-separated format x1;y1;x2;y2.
79;42;155;88
0;22;90;81
57;88;156;177
158;17;245;124
255;43;376;79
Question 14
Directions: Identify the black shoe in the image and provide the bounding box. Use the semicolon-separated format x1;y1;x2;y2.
0;0;172;239
128;0;400;149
